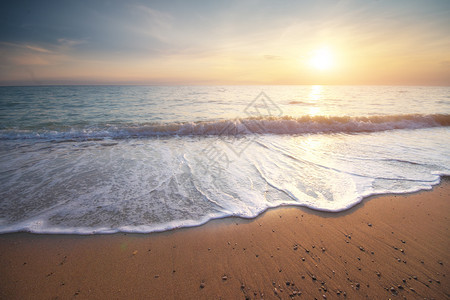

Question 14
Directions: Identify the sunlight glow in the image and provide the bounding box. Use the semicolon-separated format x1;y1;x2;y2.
309;48;334;71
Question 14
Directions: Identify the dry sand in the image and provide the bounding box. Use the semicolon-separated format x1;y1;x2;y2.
1;178;449;299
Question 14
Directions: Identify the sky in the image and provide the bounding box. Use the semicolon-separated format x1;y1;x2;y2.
0;0;449;86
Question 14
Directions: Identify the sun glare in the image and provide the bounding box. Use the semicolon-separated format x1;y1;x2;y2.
309;48;334;71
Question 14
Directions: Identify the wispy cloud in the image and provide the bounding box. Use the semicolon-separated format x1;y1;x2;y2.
57;38;87;48
440;60;450;67
263;55;283;60
24;45;53;53
0;39;84;67
126;4;174;43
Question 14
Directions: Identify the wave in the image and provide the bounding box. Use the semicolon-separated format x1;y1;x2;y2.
1;114;449;141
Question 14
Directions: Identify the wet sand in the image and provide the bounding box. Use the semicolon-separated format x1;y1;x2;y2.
1;178;449;299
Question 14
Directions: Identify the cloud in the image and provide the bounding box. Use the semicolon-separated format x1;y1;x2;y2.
440;60;450;67
264;55;283;60
24;45;52;53
10;54;50;66
57;38;86;48
0;40;79;68
0;43;50;66
126;4;174;43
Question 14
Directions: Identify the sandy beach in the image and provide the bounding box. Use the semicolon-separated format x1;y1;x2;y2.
1;178;448;299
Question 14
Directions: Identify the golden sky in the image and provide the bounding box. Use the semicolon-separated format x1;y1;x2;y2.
0;0;449;85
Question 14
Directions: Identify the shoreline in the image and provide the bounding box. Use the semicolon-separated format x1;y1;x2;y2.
1;176;446;236
1;178;449;299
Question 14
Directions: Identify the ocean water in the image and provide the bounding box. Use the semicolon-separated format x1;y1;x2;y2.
0;85;449;234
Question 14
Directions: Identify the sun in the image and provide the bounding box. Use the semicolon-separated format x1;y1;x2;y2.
309;48;334;71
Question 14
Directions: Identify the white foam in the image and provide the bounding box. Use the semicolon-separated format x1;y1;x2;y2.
0;127;449;235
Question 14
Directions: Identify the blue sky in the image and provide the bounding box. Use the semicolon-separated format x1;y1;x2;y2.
1;0;449;85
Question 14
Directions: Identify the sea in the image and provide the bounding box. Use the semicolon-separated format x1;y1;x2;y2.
0;85;449;234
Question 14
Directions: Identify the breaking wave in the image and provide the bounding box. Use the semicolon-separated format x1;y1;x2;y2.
1;114;449;141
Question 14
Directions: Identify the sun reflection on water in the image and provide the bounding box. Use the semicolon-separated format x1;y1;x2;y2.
308;85;322;116
309;85;323;102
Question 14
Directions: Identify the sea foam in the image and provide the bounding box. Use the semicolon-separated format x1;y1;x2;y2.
0;127;448;234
